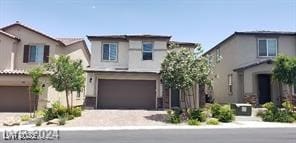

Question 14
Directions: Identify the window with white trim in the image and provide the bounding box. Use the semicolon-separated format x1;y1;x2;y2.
216;48;221;63
142;42;153;60
258;39;277;57
29;45;44;63
228;74;233;95
102;43;118;61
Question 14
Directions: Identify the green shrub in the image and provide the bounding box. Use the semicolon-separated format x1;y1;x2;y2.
20;115;31;121
261;102;295;123
210;103;222;118
35;110;45;118
35;118;43;126
67;114;75;120
58;116;66;125
167;109;181;124
70;107;82;117
206;118;219;125
210;103;234;122
188;108;207;122
217;105;235;122
43;102;68;121
187;119;200;126
171;107;182;116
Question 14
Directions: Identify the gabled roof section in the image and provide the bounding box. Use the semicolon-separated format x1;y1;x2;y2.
168;41;198;48
203;31;296;56
56;38;84;46
233;59;274;72
87;34;171;41
1;21;65;46
0;30;20;41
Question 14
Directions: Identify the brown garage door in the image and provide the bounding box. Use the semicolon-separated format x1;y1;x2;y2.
98;79;156;109
0;86;35;112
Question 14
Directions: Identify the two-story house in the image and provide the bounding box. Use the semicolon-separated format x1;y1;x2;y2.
0;21;90;112
204;31;296;106
85;35;197;110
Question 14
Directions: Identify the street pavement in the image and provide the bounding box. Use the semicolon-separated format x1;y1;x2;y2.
0;128;296;143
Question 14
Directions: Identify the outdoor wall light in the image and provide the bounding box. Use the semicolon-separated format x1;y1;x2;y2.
89;78;92;83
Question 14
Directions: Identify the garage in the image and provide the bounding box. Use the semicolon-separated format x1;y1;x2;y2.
0;86;36;112
97;79;156;109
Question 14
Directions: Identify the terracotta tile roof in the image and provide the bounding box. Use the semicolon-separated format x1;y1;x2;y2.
56;38;84;46
0;30;20;40
0;70;26;75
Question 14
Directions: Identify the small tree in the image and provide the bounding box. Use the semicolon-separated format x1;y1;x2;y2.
45;56;85;110
29;67;44;117
273;55;296;103
161;44;213;109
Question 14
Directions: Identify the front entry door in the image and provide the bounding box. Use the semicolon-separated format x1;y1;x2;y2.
258;74;271;104
171;88;180;108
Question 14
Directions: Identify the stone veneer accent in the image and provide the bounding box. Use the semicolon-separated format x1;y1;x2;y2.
84;96;96;109
243;94;257;106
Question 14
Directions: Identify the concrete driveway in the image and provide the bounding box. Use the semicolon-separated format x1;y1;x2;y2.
65;110;169;127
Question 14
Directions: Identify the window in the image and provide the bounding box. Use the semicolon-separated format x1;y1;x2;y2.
29;45;44;63
142;42;153;60
258;39;277;57
228;74;233;94
102;43;118;61
207;55;212;65
216;48;221;63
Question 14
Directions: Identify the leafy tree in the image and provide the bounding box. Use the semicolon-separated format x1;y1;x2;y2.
45;56;85;109
273;55;296;103
160;44;213;109
29;67;44;117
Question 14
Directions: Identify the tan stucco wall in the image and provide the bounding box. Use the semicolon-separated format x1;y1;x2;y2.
0;34;16;70
90;40;129;69
0;25;90;109
4;25;60;70
208;34;296;104
128;40;168;72
207;36;239;103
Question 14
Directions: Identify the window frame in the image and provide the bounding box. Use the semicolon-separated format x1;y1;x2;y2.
216;48;221;63
142;41;154;61
101;42;118;62
228;74;233;95
28;44;45;63
257;38;278;57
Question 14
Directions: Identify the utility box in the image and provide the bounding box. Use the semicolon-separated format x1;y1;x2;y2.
231;103;252;116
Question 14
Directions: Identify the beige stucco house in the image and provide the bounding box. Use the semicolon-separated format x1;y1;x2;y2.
204;31;296;106
0;21;90;112
85;35;198;110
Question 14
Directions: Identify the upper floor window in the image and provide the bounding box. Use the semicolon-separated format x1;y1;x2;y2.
207;55;212;65
23;44;49;63
216;48;221;63
102;43;117;61
258;39;277;57
228;74;233;95
142;42;153;60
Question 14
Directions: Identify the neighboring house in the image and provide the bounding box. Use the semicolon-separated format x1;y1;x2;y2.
0;21;90;112
204;31;296;106
85;35;197;110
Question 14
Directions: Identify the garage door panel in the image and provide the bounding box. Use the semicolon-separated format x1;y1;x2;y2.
0;86;35;112
98;80;156;109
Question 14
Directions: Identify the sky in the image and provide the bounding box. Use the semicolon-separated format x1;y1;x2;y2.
0;0;295;52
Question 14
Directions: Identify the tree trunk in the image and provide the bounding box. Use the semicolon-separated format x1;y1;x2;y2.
65;89;70;109
71;91;73;109
199;84;206;108
192;86;197;109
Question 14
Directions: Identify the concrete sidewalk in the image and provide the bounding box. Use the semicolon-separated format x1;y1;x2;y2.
1;121;296;131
